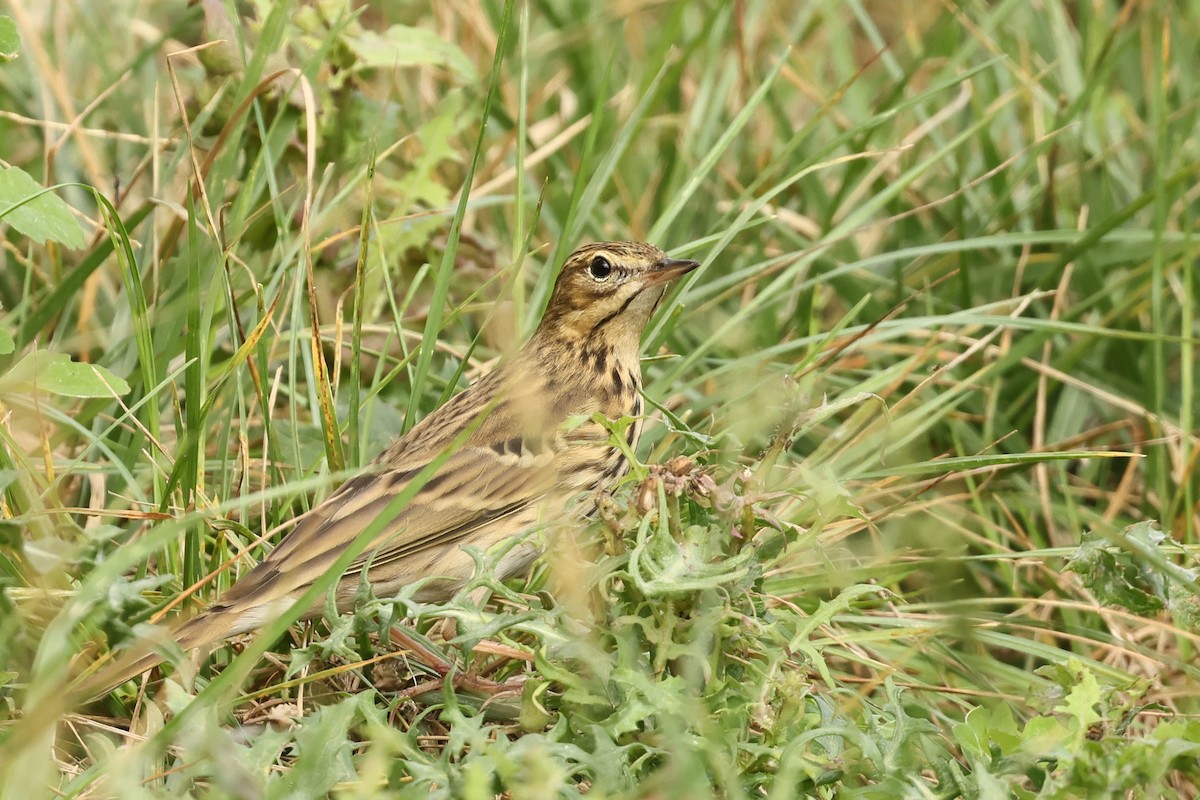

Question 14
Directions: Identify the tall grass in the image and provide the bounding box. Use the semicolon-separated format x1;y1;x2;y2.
0;0;1197;797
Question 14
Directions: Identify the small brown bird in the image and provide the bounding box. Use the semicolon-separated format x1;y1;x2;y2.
83;241;698;695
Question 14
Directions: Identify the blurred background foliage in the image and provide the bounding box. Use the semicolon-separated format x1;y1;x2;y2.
0;0;1197;797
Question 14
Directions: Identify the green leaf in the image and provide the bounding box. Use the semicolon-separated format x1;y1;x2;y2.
344;25;476;83
0;327;13;355
376;90;465;255
986;702;1024;753
951;706;991;759
0;350;130;398
0;166;85;248
281;697;361;795
1020;714;1071;758
1056;664;1103;731
1064;532;1165;615
0;16;18;61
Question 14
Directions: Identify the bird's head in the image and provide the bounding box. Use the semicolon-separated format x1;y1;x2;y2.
537;241;699;348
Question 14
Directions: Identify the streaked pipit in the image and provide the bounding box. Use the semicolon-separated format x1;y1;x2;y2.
84;241;698;694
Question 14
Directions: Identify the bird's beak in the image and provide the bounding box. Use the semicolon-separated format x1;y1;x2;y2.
646;257;701;284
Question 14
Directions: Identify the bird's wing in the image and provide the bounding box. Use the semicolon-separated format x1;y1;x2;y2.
213;373;571;617
75;409;563;696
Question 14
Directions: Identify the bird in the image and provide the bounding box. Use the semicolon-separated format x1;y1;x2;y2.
80;241;699;696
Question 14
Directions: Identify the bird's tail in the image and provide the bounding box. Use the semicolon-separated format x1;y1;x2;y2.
73;609;238;701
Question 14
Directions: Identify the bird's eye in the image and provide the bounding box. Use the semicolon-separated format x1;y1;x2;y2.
588;256;613;281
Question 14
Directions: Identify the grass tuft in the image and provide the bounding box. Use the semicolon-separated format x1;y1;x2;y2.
0;1;1197;797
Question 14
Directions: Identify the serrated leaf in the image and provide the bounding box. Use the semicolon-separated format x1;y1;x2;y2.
0;165;85;248
284;697;362;794
0;16;18;61
345;25;476;82
0;350;130;398
1057;666;1103;730
1065;532;1165;615
374;90;466;257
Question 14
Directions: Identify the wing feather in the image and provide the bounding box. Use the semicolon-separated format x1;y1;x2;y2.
217;429;559;615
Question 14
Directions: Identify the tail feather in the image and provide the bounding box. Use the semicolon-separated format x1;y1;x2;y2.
73;610;239;701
